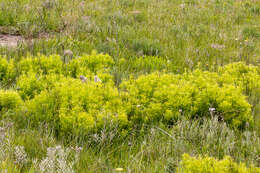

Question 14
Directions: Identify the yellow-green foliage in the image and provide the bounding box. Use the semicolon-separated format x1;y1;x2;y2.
218;62;260;120
0;57;16;84
130;56;169;73
218;62;260;96
18;54;63;75
1;51;259;134
121;70;252;128
66;51;114;83
67;51;114;75
0;90;23;113
0;161;19;173
17;72;64;100
177;154;260;173
26;78;128;134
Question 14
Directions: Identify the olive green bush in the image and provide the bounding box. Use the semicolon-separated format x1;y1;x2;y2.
177;154;260;173
218;63;260;119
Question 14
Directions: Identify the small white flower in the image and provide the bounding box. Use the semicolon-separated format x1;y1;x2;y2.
209;108;216;112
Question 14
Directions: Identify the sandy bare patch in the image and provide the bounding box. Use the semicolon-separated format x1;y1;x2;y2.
0;34;23;48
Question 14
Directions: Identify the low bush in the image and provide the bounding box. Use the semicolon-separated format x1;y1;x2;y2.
17;54;63;75
66;51;114;83
26;78;128;135
218;62;260;121
120;70;252;128
16;72;64;100
177;154;260;173
0;90;23;113
0;56;16;85
218;62;260;97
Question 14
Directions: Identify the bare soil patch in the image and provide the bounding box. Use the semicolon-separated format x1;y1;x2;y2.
0;34;23;48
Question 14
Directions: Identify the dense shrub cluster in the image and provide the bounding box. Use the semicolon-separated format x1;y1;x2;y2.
0;53;260;134
18;54;63;75
218;62;260;97
177;154;260;173
26;78;128;134
66;51;114;76
17;72;64;100
0;90;23;113
120;71;252;128
0;56;16;85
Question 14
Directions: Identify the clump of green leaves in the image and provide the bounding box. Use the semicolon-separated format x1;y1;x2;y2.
26;78;128;135
0;90;23;113
0;56;16;86
177;154;260;173
66;51;115;83
121;70;252;128
16;72;64;100
17;54;63;75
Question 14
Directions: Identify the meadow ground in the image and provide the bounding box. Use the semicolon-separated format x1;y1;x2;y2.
0;0;260;172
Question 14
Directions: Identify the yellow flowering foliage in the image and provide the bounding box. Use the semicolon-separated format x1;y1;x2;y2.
1;52;260;135
66;51;114;77
218;62;260;97
17;72;65;100
177;154;260;173
121;70;252;128
0;90;23;113
18;54;63;75
26;78;128;134
0;56;16;84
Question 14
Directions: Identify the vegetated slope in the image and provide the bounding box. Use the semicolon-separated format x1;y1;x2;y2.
0;0;259;74
0;0;260;172
0;55;260;172
0;53;260;134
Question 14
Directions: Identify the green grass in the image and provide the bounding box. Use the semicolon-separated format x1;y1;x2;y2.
0;0;260;172
0;0;259;72
1;118;260;172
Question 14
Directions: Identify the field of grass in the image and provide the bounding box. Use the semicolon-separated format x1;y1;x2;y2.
0;0;260;172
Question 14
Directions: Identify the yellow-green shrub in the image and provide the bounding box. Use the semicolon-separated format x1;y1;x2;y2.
66;51;114;83
0;57;16;84
16;72;64;100
0;90;23;113
121;71;252;128
17;54;63;75
218;62;260;96
218;62;260;122
16;52;114;84
177;154;260;173
26;78;128;134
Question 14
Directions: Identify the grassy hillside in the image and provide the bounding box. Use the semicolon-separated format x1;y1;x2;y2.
0;0;260;172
